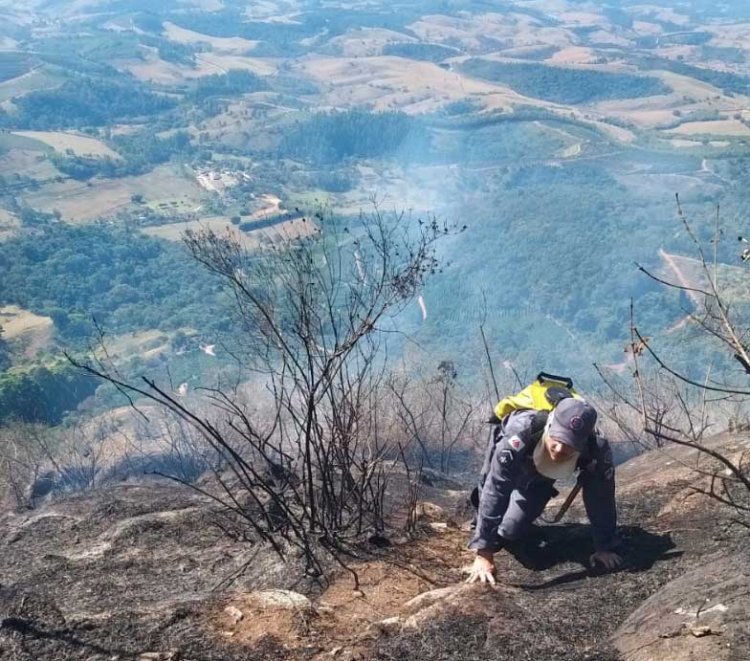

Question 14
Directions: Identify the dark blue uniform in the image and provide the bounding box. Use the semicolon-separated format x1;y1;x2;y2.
468;409;617;553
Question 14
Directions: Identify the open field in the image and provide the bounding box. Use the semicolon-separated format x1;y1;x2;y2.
298;55;524;114
123;50;276;84
0;52;36;83
163;21;259;54
592;70;748;131
0;209;19;242
547;46;599;65
332;163;457;217
0;67;63;102
21;164;203;222
669;138;730;149
706;23;750;51
142;215;244;242
0;131;50;152
12;131;121;159
0;146;63;182
143;213;317;247
0;305;54;358
327;27;417;58
408;12;574;52
660;250;750;306
93;329;172;363
668;118;750;137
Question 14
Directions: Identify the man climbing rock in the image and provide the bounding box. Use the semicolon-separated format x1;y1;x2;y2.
467;397;622;584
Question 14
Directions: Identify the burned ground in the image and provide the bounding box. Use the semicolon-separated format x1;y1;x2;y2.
0;435;748;660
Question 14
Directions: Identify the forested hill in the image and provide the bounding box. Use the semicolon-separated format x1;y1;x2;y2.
2;0;750;431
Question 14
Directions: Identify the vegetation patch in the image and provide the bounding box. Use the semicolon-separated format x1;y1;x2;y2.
280;109;429;163
0;362;98;425
191;69;268;101
4;78;178;130
0;224;227;343
0;52;37;83
382;42;462;62
462;59;671;104
11;131;121;159
637;56;750;95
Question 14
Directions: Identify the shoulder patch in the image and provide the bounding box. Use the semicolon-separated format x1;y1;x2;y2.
499;449;513;465
508;435;522;451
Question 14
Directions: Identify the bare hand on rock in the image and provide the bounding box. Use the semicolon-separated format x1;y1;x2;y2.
466;551;496;584
589;550;623;570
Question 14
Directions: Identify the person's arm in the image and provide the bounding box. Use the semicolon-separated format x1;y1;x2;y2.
468;413;532;553
580;435;621;568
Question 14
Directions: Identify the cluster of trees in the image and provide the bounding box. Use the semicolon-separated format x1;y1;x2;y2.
382;42;461;62
5;78;177;130
280;109;429;163
0;225;228;343
636;56;750;95
636;31;712;49
191;70;268;101
51;130;195;181
0;363;98;425
407;137;706;382
172;5;420;51
462;59;670;104
0;328;9;372
0;53;35;83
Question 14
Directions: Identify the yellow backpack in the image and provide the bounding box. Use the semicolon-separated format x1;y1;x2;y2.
493;372;581;422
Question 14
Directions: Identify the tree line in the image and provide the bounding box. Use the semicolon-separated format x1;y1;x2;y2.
0;224;229;343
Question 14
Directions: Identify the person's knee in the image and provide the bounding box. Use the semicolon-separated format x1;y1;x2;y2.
498;517;526;541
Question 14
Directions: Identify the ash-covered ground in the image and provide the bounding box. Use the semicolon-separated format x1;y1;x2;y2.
0;434;748;661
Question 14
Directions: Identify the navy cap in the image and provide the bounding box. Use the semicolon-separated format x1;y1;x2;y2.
548;398;597;452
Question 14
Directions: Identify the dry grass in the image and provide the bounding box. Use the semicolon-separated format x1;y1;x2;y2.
12;131;120;159
0;208;19;242
660;250;750;305
21;163;203;222
326;27;417;58
557;10;609;27
0;147;62;181
298;55;522;114
0;68;62;102
408;12;574;52
124;50;276;85
547;46;599;65
669;119;750;137
142;216;244;242
0;305;54;358
143;213;317;247
669;138;730;149
706;23;750;50
592;68;748;131
92;329;171;363
632;20;664;36
630;5;691;26
162;21;259;54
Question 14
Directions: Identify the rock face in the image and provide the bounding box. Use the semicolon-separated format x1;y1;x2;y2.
614;552;750;661
246;589;314;612
0;484;313;661
0;434;747;660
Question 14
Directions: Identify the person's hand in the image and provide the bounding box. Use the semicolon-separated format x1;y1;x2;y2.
466;550;496;584
589;550;623;570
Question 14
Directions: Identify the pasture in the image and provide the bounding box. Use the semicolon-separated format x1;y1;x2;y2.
12;131;121;159
21;164;203;223
0;305;54;358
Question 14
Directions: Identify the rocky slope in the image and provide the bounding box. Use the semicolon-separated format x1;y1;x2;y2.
0;433;748;660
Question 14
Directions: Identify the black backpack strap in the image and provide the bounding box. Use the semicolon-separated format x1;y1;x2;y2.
537;372;574;390
529;410;549;446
